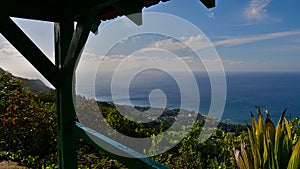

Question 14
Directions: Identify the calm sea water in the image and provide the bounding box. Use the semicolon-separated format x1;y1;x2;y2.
77;71;300;123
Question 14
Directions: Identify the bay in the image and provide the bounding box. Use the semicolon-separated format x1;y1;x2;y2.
76;71;300;124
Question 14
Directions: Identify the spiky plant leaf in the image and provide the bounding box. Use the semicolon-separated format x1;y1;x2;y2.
281;134;293;168
274;109;286;166
268;140;278;169
263;135;269;166
254;143;262;169
241;142;253;169
265;111;275;143
248;127;260;169
235;108;299;169
235;149;248;169
284;117;292;140
251;112;257;136
256;107;265;162
287;138;300;169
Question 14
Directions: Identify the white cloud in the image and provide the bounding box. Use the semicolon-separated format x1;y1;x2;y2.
208;11;215;20
76;29;300;76
0;42;21;59
244;0;272;21
201;59;244;69
149;38;187;51
81;51;103;61
87;53;197;73
214;30;300;46
148;35;212;51
222;60;245;65
147;30;300;52
78;52;244;74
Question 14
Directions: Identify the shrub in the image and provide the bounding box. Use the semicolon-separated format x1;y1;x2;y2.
234;107;300;169
0;71;56;163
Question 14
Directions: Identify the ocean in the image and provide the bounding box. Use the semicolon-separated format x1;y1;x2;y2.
76;71;300;124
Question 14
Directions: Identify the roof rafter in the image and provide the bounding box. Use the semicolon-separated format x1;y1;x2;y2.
0;0;215;22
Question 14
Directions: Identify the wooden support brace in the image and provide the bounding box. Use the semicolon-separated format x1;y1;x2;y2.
0;16;60;88
63;9;98;73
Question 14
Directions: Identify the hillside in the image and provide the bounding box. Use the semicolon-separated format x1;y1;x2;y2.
0;67;52;93
1;67;300;168
22;78;52;93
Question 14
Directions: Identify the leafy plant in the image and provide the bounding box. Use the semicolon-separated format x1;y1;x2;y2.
0;71;57;168
234;107;300;169
3;70;300;168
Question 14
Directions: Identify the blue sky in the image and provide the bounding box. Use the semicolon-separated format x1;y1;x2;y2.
0;0;300;86
149;0;300;72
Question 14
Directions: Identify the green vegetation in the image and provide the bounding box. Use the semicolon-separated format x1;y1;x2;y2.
0;71;57;167
0;70;299;168
234;107;300;169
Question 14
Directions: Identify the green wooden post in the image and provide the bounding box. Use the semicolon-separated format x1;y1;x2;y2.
54;22;78;169
1;2;215;169
54;9;97;168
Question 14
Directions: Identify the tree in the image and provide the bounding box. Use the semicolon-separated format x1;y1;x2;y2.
0;71;56;157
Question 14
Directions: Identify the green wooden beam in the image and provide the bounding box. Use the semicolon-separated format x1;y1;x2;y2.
75;122;170;169
55;7;171;169
54;23;74;68
54;22;77;169
0;16;60;88
63;9;97;73
54;7;97;169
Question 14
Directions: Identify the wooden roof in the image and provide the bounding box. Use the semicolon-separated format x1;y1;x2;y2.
0;0;215;22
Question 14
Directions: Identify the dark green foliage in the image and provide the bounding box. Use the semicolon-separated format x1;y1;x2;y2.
76;98;169;139
22;78;52;94
77;139;127;169
234;108;300;169
0;71;57;167
37;90;56;102
150;120;247;169
1;70;300;168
